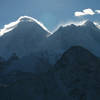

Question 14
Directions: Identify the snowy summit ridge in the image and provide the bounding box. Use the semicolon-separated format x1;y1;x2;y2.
0;16;50;36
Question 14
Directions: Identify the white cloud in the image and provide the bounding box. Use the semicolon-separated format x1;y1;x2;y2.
75;8;95;17
95;10;100;14
75;12;85;17
83;9;95;15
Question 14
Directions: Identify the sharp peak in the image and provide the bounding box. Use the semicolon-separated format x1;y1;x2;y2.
61;46;97;60
83;20;95;27
61;46;92;58
67;46;90;51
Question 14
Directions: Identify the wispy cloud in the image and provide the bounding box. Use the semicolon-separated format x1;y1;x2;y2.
74;8;95;17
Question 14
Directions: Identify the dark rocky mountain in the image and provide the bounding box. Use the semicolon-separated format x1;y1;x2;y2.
0;46;100;100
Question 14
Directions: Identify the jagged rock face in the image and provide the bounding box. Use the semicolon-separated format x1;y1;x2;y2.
1;46;100;100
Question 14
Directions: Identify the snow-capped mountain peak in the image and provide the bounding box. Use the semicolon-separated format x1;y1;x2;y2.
0;16;50;36
18;16;35;22
18;16;50;32
0;16;51;57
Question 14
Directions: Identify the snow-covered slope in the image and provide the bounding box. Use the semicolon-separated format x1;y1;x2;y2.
0;16;50;58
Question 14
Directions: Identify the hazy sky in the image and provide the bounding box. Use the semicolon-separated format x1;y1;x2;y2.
0;0;100;31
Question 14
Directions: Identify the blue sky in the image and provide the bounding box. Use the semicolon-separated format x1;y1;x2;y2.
0;0;100;31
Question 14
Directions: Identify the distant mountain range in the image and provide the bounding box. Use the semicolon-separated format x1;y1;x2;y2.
0;16;100;59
